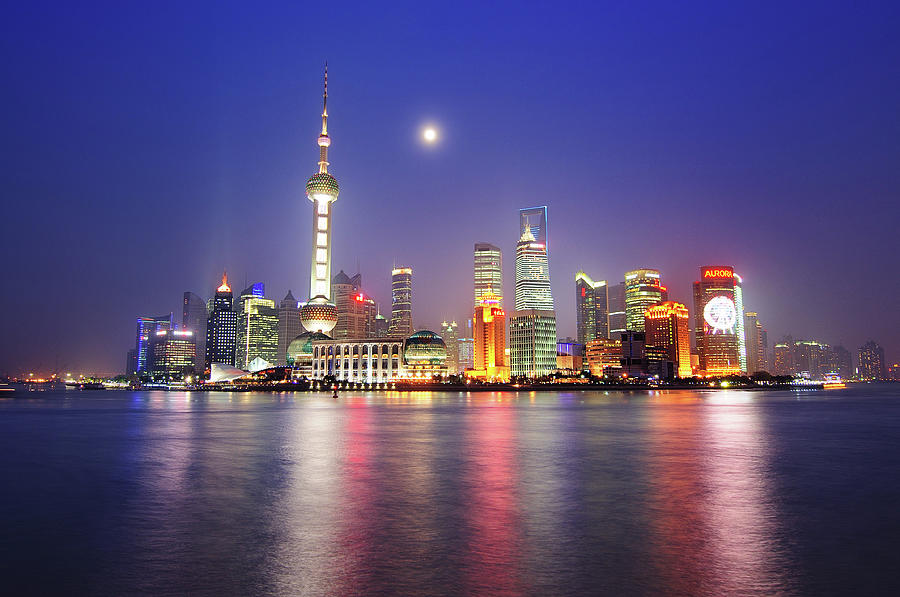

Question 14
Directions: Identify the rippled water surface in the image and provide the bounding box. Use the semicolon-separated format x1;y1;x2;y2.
2;385;900;596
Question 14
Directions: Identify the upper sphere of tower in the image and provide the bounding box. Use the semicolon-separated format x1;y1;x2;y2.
318;134;331;147
305;172;339;200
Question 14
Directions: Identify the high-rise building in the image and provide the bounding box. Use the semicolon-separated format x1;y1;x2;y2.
519;206;548;249
619;331;646;377
389;267;413;336
575;272;608;344
205;272;238;371
858;341;886;380
692;266;742;375
624;269;662;332
332;270;370;339
743;312;768;374
474;243;503;305
148;330;196;382
457;337;475;372
585;338;622;376
509;310;557;378
134;313;173;373
374;312;389;337
300;65;340;335
514;226;553;311
773;336;794;376
277;290;302;366
607;282;626;338
760;328;769;372
235;283;278;370
830;345;853;380
644;301;692;378
471;294;509;380
440;320;460;374
182;292;207;374
733;274;748;373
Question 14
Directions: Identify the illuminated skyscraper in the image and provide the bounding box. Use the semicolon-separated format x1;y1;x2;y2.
277;290;302;366
300;65;339;335
440;320;460;374
733;273;748;373
332;270;369;339
471;293;509;380
474;243;503;305
182;292;207;374
205;272;238;371
519;206;548;249
134;313;173;373
148;330;196;382
235;283;278;370
389;267;413;336
509;309;557;378
644;302;692;378
692;266;741;375
858;341;886;380
575;271;608;344
624;269;662;332
457;337;474;372
607;282;626;338
744;311;768;374
514;225;553;311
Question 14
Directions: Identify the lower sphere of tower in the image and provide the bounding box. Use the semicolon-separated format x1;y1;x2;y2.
300;296;338;334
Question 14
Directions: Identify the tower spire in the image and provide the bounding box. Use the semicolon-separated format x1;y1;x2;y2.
317;62;330;173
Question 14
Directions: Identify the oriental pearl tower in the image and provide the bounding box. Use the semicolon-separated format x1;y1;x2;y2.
300;65;340;334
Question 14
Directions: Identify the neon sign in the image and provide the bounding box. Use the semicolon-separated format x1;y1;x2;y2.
703;268;733;278
703;295;736;334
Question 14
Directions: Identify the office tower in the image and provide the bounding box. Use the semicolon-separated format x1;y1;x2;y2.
374;313;389;337
363;296;377;337
514;225;553;311
134;314;173;373
235;283;278;370
744;312;763;374
440;320;460;374
619;331;646;377
148;330;196;382
733;274;748;372
830;345;853;379
509;310;557;378
644;301;692;378
759;328;769;371
858;341;886;380
126;349;137;376
182;292;207;374
300;65;339;335
585;338;622;376
332;270;369;339
471;294;509;380
607;282;626;338
277;290;302;366
389;267;413;336
575;271;608;344
458;337;474;372
205;272;238;370
624;269;662;332
692;266;742;375
773;336;794;376
519;206;548;249
474;243;503;305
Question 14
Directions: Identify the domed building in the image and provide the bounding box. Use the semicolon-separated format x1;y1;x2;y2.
403;330;448;380
287;331;331;377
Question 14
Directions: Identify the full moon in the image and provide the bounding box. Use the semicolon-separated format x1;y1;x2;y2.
422;127;438;143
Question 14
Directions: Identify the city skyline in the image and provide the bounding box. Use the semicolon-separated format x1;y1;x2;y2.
2;3;899;373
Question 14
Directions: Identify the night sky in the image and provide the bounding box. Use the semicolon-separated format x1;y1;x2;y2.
2;1;898;374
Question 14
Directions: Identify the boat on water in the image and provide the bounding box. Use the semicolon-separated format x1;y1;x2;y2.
64;380;106;390
823;372;846;389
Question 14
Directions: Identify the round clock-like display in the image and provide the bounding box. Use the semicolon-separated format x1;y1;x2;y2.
703;295;736;334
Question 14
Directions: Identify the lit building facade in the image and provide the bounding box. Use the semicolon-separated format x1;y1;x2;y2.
300;66;340;335
509;310;557;378
644;301;692;378
389;267;413;336
858;341;886;380
585;338;621;376
235;283;278;370
182;292;207;374
575;271;608;344
332;271;372;339
692;266;741;375
624;268;662;332
474;243;503;305
205;272;238;370
607;282;626;338
277;291;302;366
440;320;460;374
519;206;548;249
457;337;474;372
471;293;509;380
402;331;448;380
514;226;553;311
619;331;646;377
743;312;768;374
134;313;173;373
148;330;196;382
311;337;406;383
733;273;748;372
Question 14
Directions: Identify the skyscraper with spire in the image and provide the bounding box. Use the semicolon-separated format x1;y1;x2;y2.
300;65;340;335
205;271;238;372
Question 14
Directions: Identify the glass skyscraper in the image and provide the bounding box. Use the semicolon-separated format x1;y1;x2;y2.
624;269;662;332
134;313;173;373
473;243;503;305
389;267;413;337
235;283;278;370
575;271;608;344
205;272;238;371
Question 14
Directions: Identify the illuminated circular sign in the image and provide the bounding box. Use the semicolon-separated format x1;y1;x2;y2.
703;295;736;334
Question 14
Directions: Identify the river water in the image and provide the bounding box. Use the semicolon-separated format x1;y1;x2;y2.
1;385;899;596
